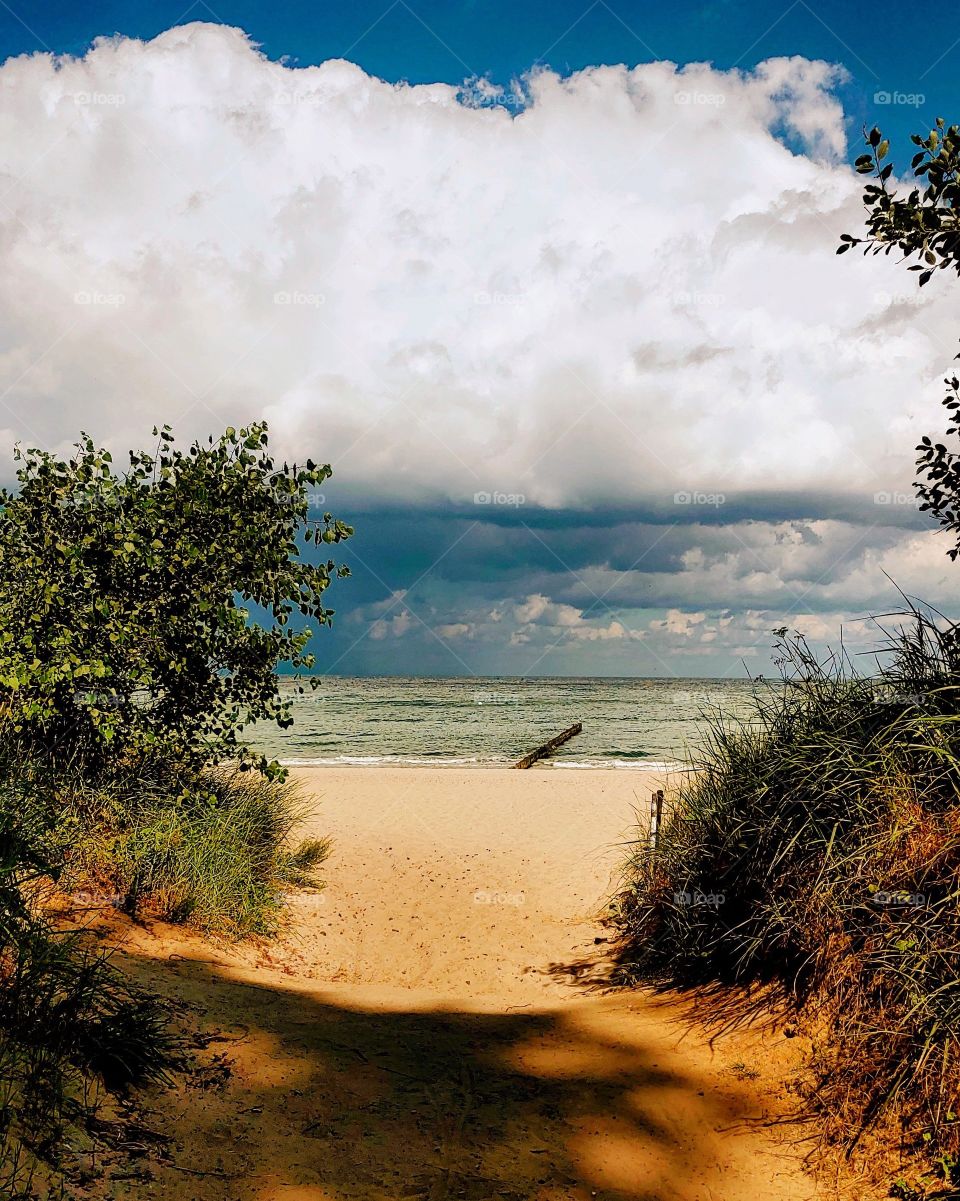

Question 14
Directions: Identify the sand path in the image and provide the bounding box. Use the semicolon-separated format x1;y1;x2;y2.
105;767;829;1201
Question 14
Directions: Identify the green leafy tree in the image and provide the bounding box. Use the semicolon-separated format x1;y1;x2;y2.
840;119;960;284
0;423;351;776
842;121;960;559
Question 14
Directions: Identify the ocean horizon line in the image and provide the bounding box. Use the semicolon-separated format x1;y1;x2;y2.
275;672;761;683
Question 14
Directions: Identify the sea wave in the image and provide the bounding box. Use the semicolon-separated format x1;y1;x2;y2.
279;755;685;770
279;755;505;767
553;759;683;771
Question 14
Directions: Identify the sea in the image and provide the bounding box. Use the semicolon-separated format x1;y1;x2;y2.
247;677;764;769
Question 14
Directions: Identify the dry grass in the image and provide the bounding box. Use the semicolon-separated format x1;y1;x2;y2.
60;763;330;937
0;765;174;1198
613;610;960;1193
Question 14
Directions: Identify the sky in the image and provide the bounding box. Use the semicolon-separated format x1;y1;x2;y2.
0;2;957;677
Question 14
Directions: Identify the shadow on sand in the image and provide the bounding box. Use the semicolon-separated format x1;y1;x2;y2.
108;949;814;1201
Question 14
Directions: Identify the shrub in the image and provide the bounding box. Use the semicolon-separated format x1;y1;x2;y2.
61;764;329;937
0;769;173;1197
0;423;351;778
613;612;960;1179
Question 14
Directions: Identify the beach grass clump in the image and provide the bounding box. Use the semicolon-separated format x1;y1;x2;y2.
613;611;960;1179
61;763;329;937
0;769;173;1198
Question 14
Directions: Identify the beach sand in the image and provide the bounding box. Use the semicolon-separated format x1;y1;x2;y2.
95;767;847;1200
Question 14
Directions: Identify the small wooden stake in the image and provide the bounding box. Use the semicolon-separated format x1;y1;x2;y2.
648;789;664;856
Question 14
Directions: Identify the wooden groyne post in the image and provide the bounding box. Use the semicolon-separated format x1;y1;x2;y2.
648;789;664;857
513;722;582;769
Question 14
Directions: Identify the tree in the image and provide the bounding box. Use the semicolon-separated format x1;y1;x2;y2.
842;121;960;559
0;423;352;777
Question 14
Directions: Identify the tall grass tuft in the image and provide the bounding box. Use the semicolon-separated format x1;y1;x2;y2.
0;746;328;1193
0;769;173;1197
62;764;329;937
613;609;960;1180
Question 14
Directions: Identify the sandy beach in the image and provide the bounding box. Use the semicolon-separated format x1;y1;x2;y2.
99;766;837;1201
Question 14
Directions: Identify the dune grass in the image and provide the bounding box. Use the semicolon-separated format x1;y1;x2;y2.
0;745;329;1194
0;768;174;1199
613;611;960;1187
59;762;330;938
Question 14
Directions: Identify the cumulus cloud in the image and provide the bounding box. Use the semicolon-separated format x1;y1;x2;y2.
0;23;952;514
1;24;955;672
368;610;412;641
649;610;708;638
322;508;954;674
436;622;473;639
510;593;637;643
337;573;883;675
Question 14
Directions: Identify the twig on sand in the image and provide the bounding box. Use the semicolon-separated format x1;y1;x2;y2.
167;1163;237;1179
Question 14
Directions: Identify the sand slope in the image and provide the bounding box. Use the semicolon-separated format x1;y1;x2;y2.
97;767;839;1201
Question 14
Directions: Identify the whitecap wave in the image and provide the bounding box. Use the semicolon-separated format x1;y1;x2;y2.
553;759;684;771
280;755;685;770
279;754;506;767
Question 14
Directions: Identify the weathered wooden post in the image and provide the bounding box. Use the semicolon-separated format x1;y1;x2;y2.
512;722;582;769
648;789;664;860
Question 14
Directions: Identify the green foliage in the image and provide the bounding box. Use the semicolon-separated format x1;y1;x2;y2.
840;119;960;286
0;766;173;1197
917;373;960;562
0;423;352;777
62;764;329;937
613;615;960;1171
0;421;344;1192
843;121;960;562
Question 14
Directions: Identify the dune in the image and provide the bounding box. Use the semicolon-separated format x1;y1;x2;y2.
97;767;850;1200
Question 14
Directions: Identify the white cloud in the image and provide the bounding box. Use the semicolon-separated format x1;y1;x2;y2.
2;23;957;673
560;519;954;616
369;609;412;640
510;592;639;644
436;622;472;639
0;23;952;523
649;609;708;638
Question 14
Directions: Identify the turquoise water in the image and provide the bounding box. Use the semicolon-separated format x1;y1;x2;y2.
247;677;763;768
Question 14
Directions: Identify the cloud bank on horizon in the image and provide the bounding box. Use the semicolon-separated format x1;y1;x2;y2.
0;22;954;674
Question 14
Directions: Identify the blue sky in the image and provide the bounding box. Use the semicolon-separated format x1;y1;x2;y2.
0;3;956;677
0;0;952;157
